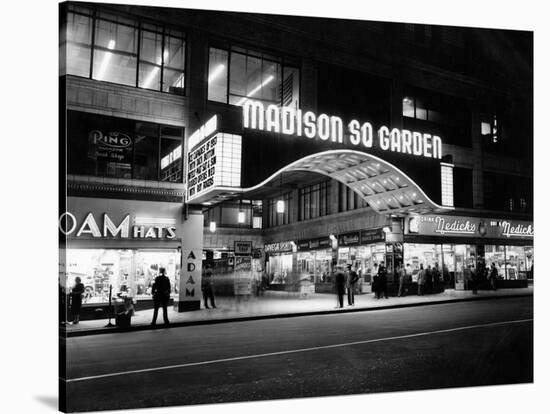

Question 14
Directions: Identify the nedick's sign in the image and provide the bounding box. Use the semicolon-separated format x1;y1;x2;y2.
408;215;533;239
243;101;442;159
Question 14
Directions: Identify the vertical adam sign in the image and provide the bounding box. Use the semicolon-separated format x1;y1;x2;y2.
177;211;203;311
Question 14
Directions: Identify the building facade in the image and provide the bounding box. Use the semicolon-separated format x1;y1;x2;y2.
59;2;533;315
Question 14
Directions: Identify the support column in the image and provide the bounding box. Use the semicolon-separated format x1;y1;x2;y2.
176;206;204;311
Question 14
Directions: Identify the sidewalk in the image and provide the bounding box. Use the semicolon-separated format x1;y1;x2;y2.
62;287;533;337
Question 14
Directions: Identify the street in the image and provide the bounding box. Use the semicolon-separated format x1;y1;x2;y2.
63;296;533;412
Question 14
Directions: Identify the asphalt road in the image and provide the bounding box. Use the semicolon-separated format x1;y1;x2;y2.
63;296;533;412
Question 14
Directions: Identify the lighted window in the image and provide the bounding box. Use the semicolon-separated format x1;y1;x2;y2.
481;115;499;143
62;5;186;94
208;46;300;108
440;164;454;207
402;97;415;117
208;48;229;102
63;8;93;77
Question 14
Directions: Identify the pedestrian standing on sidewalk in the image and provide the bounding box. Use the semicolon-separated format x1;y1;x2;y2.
378;262;388;299
202;268;217;309
151;267;171;326
371;264;380;299
335;266;346;308
346;265;359;306
396;264;406;297
433;262;441;292
70;277;85;324
417;264;426;296
489;262;498;290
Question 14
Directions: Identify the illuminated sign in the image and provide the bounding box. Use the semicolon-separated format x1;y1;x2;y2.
89;130;132;148
501;221;534;238
187;133;242;201
59;212;177;239
188;115;218;150
234;241;253;255
243;101;442;159
408;215;533;239
264;241;294;253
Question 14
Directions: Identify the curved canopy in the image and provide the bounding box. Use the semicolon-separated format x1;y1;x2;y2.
191;149;453;215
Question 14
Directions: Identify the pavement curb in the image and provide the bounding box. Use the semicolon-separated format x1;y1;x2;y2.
61;293;532;338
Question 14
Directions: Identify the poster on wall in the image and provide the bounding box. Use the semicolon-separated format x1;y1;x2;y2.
233;256;253;295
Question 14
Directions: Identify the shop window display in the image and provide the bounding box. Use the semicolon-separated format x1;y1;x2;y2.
297;250;332;283
65;249;180;304
266;253;293;284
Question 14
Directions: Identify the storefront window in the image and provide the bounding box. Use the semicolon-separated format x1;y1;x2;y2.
505;246;530;280
67;111;184;182
484;245;506;278
403;243;443;281
266;253;293;284
355;243;385;283
65;249;180;304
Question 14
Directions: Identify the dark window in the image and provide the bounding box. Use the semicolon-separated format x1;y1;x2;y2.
67;111;183;182
402;89;471;147
62;4;186;94
453;167;473;208
299;181;330;221
483;172;532;213
338;182;368;212
208;46;300;109
267;193;292;228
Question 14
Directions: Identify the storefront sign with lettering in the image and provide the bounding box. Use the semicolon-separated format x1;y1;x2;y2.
407;215;533;239
59;212;177;239
243;100;442;159
264;241;294;253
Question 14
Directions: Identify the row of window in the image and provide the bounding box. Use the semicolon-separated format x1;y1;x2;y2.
61;5;186;93
207;47;300;108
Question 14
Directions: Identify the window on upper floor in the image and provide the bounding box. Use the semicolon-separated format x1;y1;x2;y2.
207;46;300;109
61;5;186;94
299;181;330;221
481;115;499;144
338;182;368;213
402;89;471;147
267;192;292;228
67;110;184;182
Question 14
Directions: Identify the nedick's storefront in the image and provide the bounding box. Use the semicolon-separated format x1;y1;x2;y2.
403;214;533;289
60;197;183;319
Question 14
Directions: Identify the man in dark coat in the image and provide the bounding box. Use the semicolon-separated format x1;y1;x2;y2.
334;266;346;308
346;265;359;306
151;267;171;325
202;268;216;309
378;263;388;299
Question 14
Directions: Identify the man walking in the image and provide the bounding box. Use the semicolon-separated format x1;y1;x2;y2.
335;266;346;308
151;267;171;326
396;264;406;297
346;265;359;306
